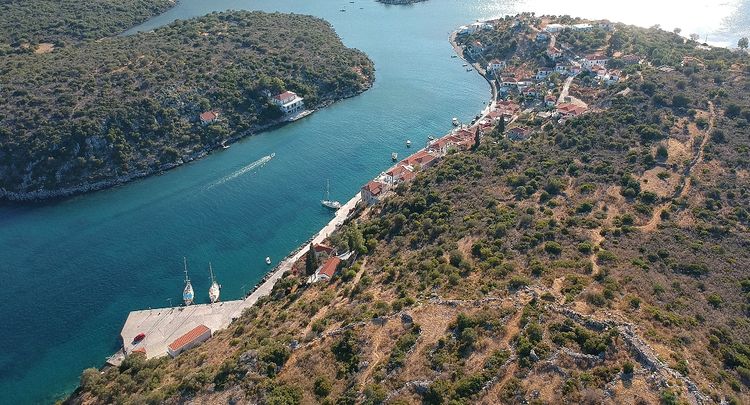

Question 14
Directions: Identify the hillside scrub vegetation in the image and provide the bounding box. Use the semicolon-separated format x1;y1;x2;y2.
0;0;175;50
66;15;750;405
0;11;374;200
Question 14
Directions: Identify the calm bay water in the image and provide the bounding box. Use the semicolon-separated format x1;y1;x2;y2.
0;0;745;403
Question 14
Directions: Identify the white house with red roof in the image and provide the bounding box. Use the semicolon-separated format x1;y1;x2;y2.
546;47;563;60
309;256;342;283
507;126;532;141
486;59;506;74
199;111;219;124
272;91;304;115
361;180;385;206
556;102;587;117
582;53;609;70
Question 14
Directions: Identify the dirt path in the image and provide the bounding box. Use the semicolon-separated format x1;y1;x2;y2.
638;101;715;233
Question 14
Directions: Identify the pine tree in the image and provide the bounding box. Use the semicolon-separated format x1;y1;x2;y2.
472;127;481;151
498;115;505;135
305;243;318;276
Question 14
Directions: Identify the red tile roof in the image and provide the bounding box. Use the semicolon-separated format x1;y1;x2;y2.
318;256;342;279
168;325;210;352
362;180;384;196
200;111;218;122
557;103;587;116
314;243;335;254
274;91;297;101
403;150;437;167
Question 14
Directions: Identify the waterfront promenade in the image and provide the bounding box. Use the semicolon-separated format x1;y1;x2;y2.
117;193;362;361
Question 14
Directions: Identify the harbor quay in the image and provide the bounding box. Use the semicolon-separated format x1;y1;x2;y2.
110;193;362;364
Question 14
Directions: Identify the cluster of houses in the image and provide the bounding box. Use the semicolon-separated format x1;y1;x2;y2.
360;127;483;205
470;17;645;130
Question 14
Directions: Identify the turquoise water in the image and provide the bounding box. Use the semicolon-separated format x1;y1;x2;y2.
0;0;743;403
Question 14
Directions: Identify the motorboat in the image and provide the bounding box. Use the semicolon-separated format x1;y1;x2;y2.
406;140;412;147
391;152;398;161
265;257;272;265
452;117;460;126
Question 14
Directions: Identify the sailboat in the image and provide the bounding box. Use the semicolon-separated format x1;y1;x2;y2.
182;257;194;306
208;263;221;304
321;179;342;209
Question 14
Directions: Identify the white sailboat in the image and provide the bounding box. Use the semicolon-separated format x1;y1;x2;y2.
208;263;221;304
182;257;194;306
321;179;342;209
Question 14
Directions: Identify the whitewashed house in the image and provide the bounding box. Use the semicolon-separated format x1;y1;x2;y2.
272;91;304;115
486;59;506;73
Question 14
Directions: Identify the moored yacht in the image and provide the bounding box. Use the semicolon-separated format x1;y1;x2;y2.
208;263;221;303
321;179;342;210
182;257;194;306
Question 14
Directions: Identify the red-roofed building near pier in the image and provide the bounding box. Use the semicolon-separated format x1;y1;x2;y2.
167;325;211;357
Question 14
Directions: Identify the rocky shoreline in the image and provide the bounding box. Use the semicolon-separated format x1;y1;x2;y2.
0;88;369;203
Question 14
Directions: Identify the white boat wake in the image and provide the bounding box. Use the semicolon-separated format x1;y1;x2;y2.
208;153;275;188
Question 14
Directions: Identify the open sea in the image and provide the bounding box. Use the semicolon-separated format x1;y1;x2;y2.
0;0;746;403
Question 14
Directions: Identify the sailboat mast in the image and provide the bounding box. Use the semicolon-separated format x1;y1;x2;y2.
183;257;189;282
209;262;214;283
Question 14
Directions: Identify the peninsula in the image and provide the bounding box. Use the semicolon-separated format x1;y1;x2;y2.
0;0;176;51
67;14;750;405
0;11;374;202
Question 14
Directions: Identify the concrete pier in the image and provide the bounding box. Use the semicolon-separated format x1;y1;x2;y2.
115;193;362;360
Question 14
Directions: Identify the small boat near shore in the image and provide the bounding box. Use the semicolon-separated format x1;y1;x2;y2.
406;140;412;147
391;152;398;161
452;117;460;126
265;257;272;265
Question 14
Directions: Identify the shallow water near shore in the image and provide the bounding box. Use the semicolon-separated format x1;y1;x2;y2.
0;0;745;403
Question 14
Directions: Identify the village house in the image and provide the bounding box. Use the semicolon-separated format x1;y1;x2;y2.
486;59;506;74
507;126;531;141
582;53;609;70
546;47;563;60
619;54;642;65
361;180;384;206
384;164;415;186
603;70;623;85
313;243;335;258
466;40;484;59
428;135;459;155
571;23;593;31
402;149;438;168
199;111;219;124
557;102;587;117
309;256;342;283
522;87;539;99
544;23;566;33
494;100;521;118
591;64;608;79
272;91;305;115
536;68;554;80
545;95;557;107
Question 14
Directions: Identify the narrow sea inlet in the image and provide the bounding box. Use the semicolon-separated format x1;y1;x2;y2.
0;0;742;403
